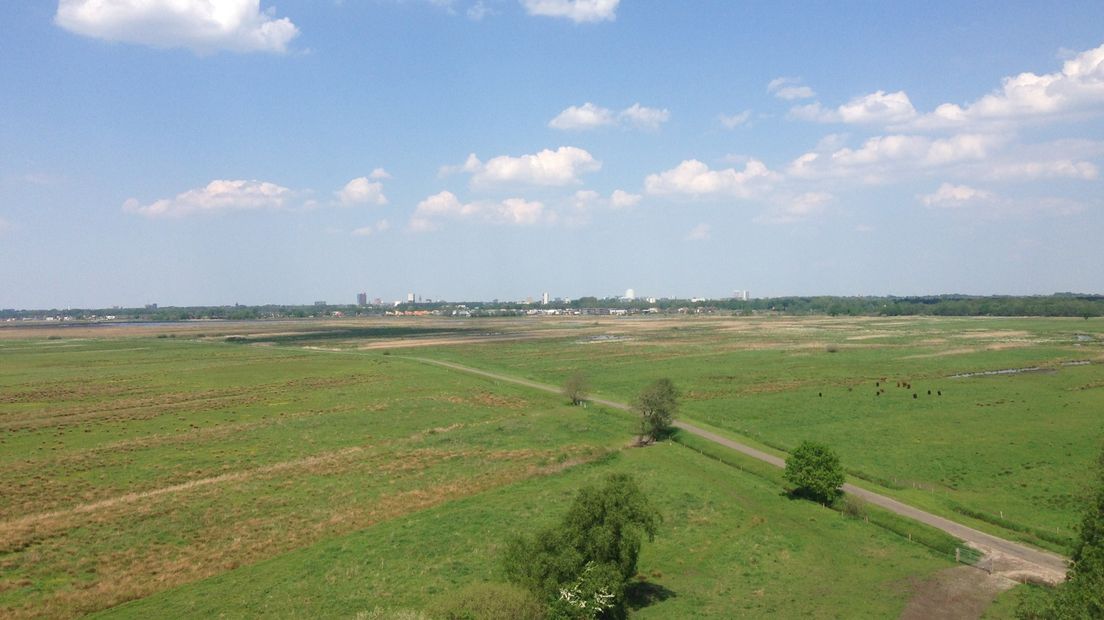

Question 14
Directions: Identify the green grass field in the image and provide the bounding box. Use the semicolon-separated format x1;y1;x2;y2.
96;446;950;619
0;334;622;617
410;316;1104;552
2;315;1100;617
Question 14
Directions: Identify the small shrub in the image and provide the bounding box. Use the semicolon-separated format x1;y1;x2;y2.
825;344;839;353
839;494;867;519
429;582;545;620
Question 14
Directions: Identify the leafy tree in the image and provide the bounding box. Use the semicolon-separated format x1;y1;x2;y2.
784;441;845;504
503;474;660;618
633;379;679;443
563;371;590;406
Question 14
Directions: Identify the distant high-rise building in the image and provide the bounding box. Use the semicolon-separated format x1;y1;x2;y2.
357;292;367;306
624;288;636;300
542;292;549;305
406;292;415;303
732;290;750;301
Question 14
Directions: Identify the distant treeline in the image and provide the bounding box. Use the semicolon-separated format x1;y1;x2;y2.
3;293;1102;322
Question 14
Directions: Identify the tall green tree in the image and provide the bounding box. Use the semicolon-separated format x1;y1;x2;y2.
784;441;845;504
633;378;679;443
503;474;661;619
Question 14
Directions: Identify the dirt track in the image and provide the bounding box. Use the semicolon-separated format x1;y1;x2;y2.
412;356;1070;585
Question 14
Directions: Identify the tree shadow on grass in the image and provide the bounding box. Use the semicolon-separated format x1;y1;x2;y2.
626;580;677;611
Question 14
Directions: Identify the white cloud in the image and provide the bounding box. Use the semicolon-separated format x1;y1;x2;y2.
610;189;641;208
756;192;833;224
337;177;388;206
123;179;292;218
719;110;752;129
791;90;917;124
352;219;391;236
684;223;711;241
520;0;619;23
549;103;616;130
788;133;999;181
768;77;815;100
55;0;299;54
919;183;995;208
409;191;549;231
369;168;392;180
981;159;1098;181
912;43;1104;129
619;103;670;130
549;102;669;131
461;147;601;187
644;159;775;197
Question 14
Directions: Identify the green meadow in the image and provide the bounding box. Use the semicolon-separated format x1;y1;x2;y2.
410;316;1104;552
1;315;1100;617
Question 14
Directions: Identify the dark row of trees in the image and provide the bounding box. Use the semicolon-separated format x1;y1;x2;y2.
4;293;1103;322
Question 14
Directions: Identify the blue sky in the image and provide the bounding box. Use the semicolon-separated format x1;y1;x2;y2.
1;1;1102;308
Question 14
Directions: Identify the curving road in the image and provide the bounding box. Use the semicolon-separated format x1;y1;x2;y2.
412;356;1070;582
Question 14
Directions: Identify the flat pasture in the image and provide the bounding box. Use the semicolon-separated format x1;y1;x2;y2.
411;316;1104;551
3;315;1099;618
0;334;622;618
97;445;950;619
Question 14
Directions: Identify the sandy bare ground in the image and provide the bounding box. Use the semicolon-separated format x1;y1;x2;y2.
899;566;1016;620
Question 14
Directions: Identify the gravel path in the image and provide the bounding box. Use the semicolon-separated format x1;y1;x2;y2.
414;356;1070;583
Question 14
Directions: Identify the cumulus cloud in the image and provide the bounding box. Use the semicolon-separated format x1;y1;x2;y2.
982;159;1098;181
912;42;1104;129
549;103;616;130
55;0;299;54
791;90;917;124
644;159;775;197
123;179;293;217
409;190;549;231
549;102;669;130
610;189;641;208
520;0;619;22
619;103;670;130
369;168;392;180
684;223;711;241
919;183;995;208
337;177;388;206
459;147;601;187
768;77;815;100
787;133;999;181
719;110;752;129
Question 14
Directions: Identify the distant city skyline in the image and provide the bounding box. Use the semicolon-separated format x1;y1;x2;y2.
1;2;1102;308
